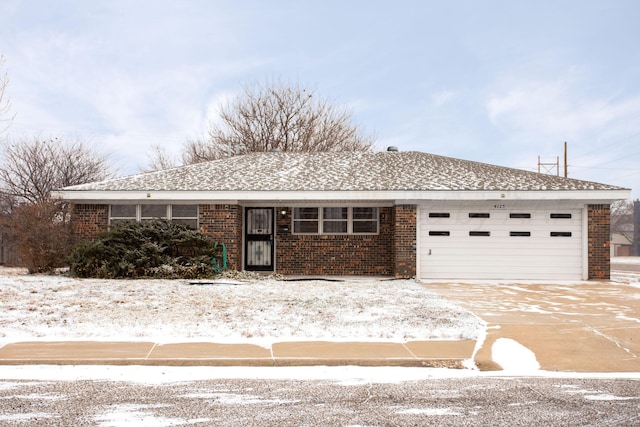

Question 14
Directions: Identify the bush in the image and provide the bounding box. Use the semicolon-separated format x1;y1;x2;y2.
69;220;221;279
2;200;74;273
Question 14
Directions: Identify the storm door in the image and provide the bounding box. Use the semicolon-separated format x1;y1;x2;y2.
244;208;274;271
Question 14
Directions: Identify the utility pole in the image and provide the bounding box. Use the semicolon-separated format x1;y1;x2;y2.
564;141;568;178
538;156;559;175
634;200;640;257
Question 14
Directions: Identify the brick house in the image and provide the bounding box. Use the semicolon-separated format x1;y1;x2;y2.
56;150;630;280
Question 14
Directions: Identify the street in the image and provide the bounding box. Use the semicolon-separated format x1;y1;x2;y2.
2;375;639;426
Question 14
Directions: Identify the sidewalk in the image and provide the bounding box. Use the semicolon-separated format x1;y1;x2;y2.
0;340;476;368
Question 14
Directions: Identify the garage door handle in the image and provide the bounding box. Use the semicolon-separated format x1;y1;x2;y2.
428;249;432;255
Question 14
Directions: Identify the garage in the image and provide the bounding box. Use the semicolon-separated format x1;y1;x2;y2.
418;203;584;280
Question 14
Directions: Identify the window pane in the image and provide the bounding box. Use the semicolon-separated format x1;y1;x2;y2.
353;221;377;233
172;205;197;217
141;204;168;218
429;213;450;218
294;207;318;220
323;220;347;233
323;207;347;219
294;221;318;233
111;205;136;217
550;231;572;237
353;207;377;219
110;219;134;225
173;219;198;229
550;213;572;219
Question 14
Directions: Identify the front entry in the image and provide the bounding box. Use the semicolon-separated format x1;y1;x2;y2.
244;207;274;271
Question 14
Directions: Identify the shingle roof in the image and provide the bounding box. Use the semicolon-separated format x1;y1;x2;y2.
62;151;626;192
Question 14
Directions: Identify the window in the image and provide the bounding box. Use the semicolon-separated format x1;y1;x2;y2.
109;204;198;229
141;204;168;220
510;231;531;237
293;207;379;234
293;208;319;233
110;205;136;225
469;231;490;236
429;231;450;236
551;232;572;237
469;213;490;218
550;213;572;219
429;212;450;218
353;207;378;233
510;213;531;219
172;205;199;229
323;207;348;234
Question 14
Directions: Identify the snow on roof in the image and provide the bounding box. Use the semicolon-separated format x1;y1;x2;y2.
61;151;626;192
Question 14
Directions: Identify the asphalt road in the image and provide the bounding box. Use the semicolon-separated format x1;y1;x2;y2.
2;376;639;426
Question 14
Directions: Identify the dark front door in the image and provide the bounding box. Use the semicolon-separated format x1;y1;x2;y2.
244;208;274;271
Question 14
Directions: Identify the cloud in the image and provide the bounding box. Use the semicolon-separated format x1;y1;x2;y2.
431;90;457;107
486;78;640;145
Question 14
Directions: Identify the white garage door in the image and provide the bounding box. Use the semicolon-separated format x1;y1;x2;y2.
418;206;583;280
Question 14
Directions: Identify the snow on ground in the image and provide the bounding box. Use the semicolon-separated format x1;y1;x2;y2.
491;338;540;372
0;268;484;347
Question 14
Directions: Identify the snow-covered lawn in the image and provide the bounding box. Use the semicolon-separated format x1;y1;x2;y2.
0;268;484;347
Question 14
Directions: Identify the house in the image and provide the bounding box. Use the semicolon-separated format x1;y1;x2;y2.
611;232;634;257
56;150;631;280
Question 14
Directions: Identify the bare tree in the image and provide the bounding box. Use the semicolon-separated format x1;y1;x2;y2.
0;136;115;270
182;80;374;163
0;54;15;135
141;144;179;172
611;199;634;240
181;135;222;165
0;136;114;205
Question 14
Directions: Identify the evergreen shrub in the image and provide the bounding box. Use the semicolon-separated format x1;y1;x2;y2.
69;220;219;279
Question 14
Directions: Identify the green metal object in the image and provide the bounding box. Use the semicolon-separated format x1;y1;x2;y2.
212;242;227;273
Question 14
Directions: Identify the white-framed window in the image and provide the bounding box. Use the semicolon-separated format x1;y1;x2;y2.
293;207;379;235
293;207;320;233
109;204;199;229
352;207;378;233
110;205;137;225
141;204;168;221
170;205;199;229
323;207;348;234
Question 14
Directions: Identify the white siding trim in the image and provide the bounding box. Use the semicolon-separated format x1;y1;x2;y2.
55;189;630;204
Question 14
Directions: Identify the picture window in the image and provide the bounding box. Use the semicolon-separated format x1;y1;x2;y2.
293;207;378;235
110;204;198;229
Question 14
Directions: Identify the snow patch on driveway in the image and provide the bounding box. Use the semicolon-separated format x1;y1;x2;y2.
491;338;540;372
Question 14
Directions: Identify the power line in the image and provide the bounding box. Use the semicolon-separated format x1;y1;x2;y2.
569;165;640;171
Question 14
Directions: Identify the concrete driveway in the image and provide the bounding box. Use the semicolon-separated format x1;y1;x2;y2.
425;280;640;372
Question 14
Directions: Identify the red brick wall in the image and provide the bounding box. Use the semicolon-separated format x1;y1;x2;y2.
275;206;394;276
588;204;610;280
199;204;242;271
71;204;109;240
393;204;417;278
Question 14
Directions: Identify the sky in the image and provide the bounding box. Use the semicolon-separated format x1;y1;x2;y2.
1;0;639;197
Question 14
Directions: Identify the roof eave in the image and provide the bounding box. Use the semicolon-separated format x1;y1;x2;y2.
53;188;632;204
